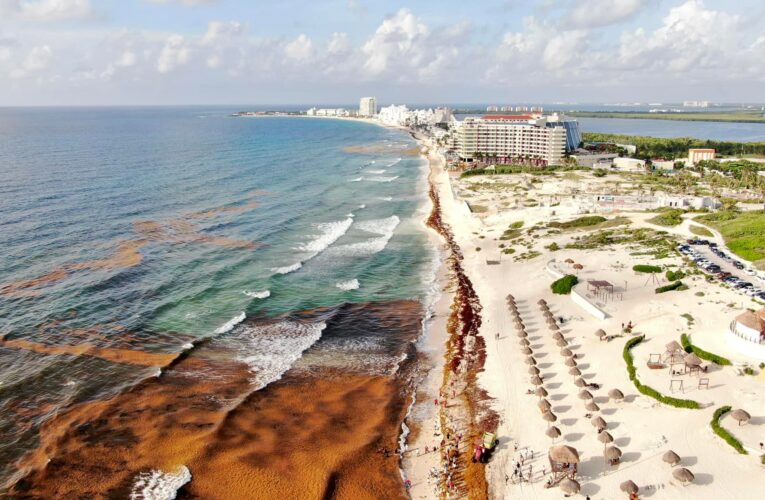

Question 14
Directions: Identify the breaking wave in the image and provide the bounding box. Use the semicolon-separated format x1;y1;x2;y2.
333;216;400;256
214;312;246;334
243;290;270;299
366;169;386;174
129;466;191;500
387;158;402;167
335;279;360;291
365;176;399;183
272;217;354;275
271;262;302;275
349;177;363;182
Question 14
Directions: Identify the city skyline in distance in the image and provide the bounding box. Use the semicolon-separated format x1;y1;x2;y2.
1;0;764;106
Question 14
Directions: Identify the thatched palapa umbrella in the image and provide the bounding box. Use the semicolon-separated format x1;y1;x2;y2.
586;400;600;412
665;340;683;353
519;338;531;347
573;263;584;270
549;322;561;332
569;366;582;376
596;328;607;340
543;310;554;319
559;478;580;495
542;410;557;424
662;450;681;466
578;389;593;400
537;299;547;306
546;425;561;441
564;258;574;264
528;366;541;376
620;480;638;495
552;331;565;342
535;386;548;398
684;352;702;367
525;356;537;365
565;357;578;367
538;399;551;412
591;416;607;431
560;347;573;357
549;445;580;464
574;377;587;388
531;375;543;386
521;346;533;355
517;330;528;339
605;446;622;462
608;388;625;402
672;467;695;484
556;338;568;347
506;293;515;300
597;430;613;445
730;408;751;426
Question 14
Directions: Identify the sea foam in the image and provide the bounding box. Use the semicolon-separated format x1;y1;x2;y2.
365;175;399;183
214;311;246;334
272;217;354;275
243;290;270;299
129;466;191;500
333;216;400;256
335;279;360;291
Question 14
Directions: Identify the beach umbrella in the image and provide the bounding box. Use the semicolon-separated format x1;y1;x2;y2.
730;409;751;426
546;319;558;329
560;347;573;357
574;377;587;388
605;446;622;462
620;480;639;495
569;367;582;376
556;338;568;347
546;425;561;441
591;416;607;431
559;478;580;495
506;294;514;300
662;450;681;466
542;410;557;423
528;366;541;376
531;376;543;386
549;323;561;332
672;468;695;485
596;328;606;339
573;263;584;270
586;400;600;412
521;346;533;355
565;357;577;367
535;387;548;398
537;299;547;306
564;258;574;264
608;388;625;402
516;330;528;338
578;389;593;400
519;338;531;347
549;445;580;465
508;305;518;313
525;356;537;365
538;399;552;412
552;331;565;342
544;310;554;319
540;304;550;312
683;353;702;367
597;430;613;444
665;340;683;353
514;319;524;328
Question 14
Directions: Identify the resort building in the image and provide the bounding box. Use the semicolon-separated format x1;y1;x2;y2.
359;97;377;117
456;114;578;166
729;309;765;361
688;148;716;165
612;157;646;172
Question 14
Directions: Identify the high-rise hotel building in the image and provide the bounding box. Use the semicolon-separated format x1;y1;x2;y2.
457;114;580;166
359;97;377;117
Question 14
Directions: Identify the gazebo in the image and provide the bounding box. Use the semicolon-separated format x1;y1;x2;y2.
587;279;615;301
665;340;685;363
684;352;703;375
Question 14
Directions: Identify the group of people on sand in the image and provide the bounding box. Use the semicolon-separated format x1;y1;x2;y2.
506;444;544;484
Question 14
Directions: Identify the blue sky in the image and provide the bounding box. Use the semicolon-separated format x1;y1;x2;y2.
1;0;764;105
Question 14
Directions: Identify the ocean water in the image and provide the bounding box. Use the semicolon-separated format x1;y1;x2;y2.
0;107;434;488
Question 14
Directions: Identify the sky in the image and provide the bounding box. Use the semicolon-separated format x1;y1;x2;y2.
0;0;764;106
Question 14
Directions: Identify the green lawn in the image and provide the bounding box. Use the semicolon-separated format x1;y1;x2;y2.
689;224;714;237
696;211;765;268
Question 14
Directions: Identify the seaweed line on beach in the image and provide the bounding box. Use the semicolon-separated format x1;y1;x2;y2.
424;152;498;499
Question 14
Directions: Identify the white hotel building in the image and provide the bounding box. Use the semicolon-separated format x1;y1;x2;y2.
359;97;377;117
456;114;575;166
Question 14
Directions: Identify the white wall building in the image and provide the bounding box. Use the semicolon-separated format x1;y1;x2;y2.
728;309;765;361
359;97;377;117
612;157;646;171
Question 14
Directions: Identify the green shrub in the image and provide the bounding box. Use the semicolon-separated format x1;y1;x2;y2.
551;275;579;295
711;406;748;455
623;336;701;409
656;281;685;293
648;208;685;227
548;216;607;229
666;269;686;281
633;264;662;273
680;334;731;365
509;221;524;229
546;242;560;251
593;168;607;177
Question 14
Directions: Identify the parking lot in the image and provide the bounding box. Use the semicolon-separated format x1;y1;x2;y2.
679;239;765;301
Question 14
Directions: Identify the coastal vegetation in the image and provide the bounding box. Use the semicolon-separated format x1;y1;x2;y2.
623;336;701;409
633;264;662;273
680;334;731;366
695;210;765;267
572;110;765;123
582;133;765;160
666;269;685;281
655;281;686;293
711;406;748;455
648;208;685;227
689;224;714;237
548;215;606;229
460;164;585;177
551;275;578;294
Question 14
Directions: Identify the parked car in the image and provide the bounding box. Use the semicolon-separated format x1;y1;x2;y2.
733;261;745;270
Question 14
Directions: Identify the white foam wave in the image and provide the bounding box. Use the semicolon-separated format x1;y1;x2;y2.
243;290;271;299
129;466;191;500
366;169;386;174
214;311;246;334
387;158;402;167
235;321;326;390
333;216;400;256
335;279;360;291
365;175;399;183
298;217;353;254
359;204;366;209
272;262;303;274
349;177;363;182
380;196;393;201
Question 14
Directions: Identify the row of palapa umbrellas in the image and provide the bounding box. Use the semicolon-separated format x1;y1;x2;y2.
507;294;696;495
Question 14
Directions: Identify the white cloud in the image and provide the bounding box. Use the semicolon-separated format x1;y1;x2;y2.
0;0;92;21
10;44;52;78
201;20;242;45
146;0;217;6
361;9;429;76
156;35;190;73
285;34;314;61
327;32;350;55
566;0;644;28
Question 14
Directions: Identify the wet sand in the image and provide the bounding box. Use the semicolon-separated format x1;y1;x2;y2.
6;301;421;499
